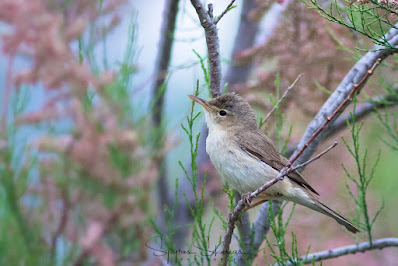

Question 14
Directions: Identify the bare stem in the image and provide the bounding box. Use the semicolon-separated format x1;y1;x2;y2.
290;142;338;172
260;74;302;128
214;0;236;24
284;238;398;265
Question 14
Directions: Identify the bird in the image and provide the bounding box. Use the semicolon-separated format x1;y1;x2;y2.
188;92;359;233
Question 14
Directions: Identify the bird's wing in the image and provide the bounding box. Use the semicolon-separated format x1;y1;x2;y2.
235;130;319;196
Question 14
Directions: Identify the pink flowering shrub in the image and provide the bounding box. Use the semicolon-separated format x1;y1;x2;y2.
0;1;156;264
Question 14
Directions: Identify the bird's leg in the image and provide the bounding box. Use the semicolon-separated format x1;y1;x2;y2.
243;199;268;211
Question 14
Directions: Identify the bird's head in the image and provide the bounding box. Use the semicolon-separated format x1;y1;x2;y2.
188;92;257;132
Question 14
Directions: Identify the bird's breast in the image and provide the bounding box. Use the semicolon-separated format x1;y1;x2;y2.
206;130;280;194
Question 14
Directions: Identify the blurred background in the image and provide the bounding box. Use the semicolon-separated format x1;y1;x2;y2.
0;0;397;265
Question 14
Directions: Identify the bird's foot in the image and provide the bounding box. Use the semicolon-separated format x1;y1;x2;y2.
241;192;252;207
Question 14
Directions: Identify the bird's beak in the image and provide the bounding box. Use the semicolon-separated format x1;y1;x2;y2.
188;95;213;112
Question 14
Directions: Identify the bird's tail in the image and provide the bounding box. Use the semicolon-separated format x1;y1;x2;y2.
303;198;360;234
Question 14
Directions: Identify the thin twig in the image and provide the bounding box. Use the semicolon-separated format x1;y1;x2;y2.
220;59;381;265
260;74;302;128
214;0;236;24
284;238;398;265
290;142;337;172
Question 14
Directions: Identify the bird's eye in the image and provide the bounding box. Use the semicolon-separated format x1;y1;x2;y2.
219;110;227;116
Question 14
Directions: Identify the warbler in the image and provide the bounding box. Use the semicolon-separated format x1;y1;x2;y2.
188;92;359;233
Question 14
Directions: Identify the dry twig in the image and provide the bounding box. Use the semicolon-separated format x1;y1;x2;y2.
260;74;302;128
289;141;337;172
214;0;236;24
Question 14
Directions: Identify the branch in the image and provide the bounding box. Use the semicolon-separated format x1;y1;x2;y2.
151;0;180;235
235;193;252;256
288;238;398;265
215;0;236;24
289;142;337;172
244;23;398;263
190;0;222;97
324;92;398;140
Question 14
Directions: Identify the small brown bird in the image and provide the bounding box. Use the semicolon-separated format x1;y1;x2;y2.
188;92;359;233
